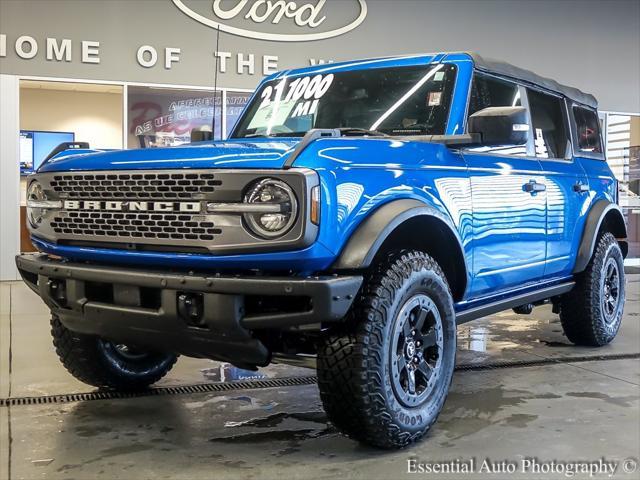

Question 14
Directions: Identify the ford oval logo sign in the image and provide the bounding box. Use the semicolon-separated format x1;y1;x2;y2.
172;0;368;42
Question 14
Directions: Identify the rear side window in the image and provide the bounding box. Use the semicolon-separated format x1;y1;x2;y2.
467;73;525;156
527;89;570;159
573;106;603;154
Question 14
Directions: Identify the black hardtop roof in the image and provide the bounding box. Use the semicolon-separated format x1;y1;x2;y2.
465;52;597;109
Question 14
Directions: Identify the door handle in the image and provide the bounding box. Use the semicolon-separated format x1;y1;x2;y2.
523;180;546;194
573;182;589;193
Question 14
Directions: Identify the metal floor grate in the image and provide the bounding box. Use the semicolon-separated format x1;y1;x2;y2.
453;352;640;371
1;353;638;408
0;376;318;408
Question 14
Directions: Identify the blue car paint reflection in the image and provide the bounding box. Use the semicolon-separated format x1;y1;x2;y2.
33;52;615;311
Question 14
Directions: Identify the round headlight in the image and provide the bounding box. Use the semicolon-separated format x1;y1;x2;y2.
27;180;46;228
243;178;298;238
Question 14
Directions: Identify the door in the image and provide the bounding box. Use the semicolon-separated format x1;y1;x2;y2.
527;89;590;279
463;74;547;297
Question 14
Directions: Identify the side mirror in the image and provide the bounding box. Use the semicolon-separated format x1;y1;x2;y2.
191;126;213;143
468;106;529;146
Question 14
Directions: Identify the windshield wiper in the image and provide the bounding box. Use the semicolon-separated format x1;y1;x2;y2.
243;133;273;138
242;128;387;139
242;132;306;139
337;128;389;137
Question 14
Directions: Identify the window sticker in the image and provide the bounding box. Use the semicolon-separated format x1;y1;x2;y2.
248;99;298;129
433;71;445;82
534;127;549;158
259;74;334;108
428;91;442;106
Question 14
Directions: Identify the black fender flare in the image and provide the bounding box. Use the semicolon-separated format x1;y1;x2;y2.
573;199;628;273
332;199;468;300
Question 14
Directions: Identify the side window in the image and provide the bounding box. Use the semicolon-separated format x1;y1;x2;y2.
469;74;521;115
467;74;525;156
573;106;603;155
527;89;570;159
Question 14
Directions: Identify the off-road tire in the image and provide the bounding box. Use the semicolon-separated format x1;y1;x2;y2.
317;250;456;449
51;315;178;390
559;232;625;346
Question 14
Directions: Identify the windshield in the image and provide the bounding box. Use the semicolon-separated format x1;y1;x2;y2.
232;64;457;138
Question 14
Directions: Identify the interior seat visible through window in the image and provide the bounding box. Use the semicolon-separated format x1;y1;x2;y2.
527;89;570;159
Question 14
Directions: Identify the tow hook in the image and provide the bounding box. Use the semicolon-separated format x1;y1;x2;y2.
48;279;67;307
177;292;205;327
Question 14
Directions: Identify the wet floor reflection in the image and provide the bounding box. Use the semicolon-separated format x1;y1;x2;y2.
458;326;489;352
200;363;268;382
455;305;572;354
175;359;316;386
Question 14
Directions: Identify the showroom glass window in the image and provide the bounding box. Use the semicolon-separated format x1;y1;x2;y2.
573;105;603;155
232;64;457;138
127;86;222;148
527;89;570;159
466;73;525;156
226;92;252;134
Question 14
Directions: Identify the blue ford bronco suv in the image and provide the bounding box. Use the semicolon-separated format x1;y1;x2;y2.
17;52;628;449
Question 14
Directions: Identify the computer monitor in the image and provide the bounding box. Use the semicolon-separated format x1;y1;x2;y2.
20;130;75;175
19;131;34;173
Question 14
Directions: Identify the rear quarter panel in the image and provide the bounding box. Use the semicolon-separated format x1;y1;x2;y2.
578;156;617;205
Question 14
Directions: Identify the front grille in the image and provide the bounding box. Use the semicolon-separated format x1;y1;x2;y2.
50;172;222;199
33;168;315;254
50;211;222;242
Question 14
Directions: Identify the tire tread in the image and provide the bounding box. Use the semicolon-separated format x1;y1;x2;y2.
51;316;177;390
317;250;454;449
559;232;624;346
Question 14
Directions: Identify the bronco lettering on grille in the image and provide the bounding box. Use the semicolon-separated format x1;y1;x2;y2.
62;200;201;213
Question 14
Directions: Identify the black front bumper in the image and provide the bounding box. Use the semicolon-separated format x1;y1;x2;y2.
16;254;362;367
